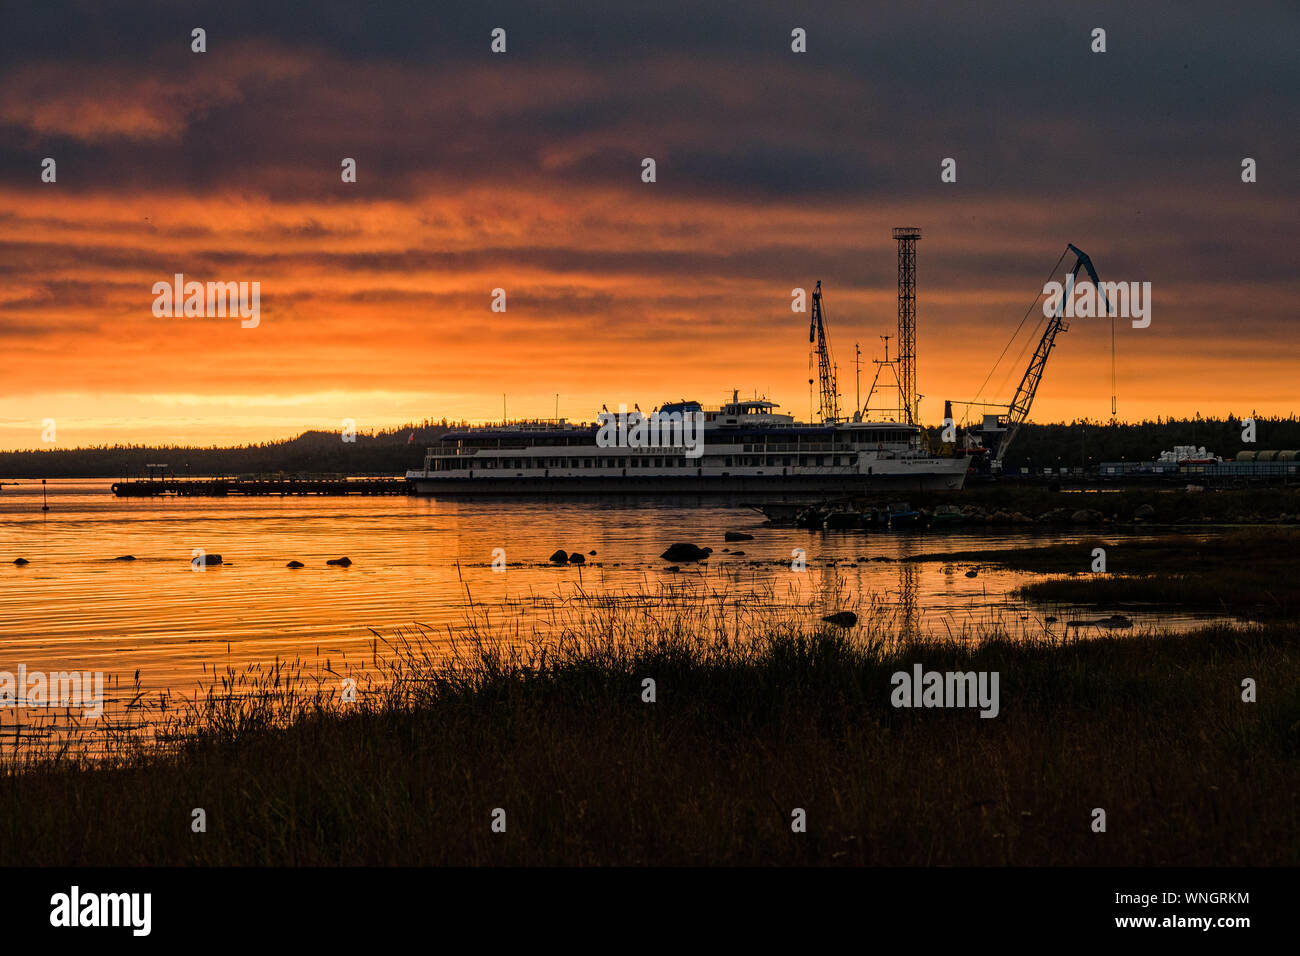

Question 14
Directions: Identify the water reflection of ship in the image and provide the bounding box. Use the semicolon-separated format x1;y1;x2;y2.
896;555;919;640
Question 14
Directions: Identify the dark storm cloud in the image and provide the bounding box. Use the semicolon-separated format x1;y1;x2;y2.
0;0;1294;201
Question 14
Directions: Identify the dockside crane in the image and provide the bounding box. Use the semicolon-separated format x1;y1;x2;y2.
809;280;842;423
957;244;1111;472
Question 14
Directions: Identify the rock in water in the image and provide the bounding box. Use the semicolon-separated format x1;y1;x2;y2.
201;553;222;566
1134;503;1156;520
114;555;136;561
724;531;755;542
664;565;681;573
549;549;569;564
286;561;304;568
660;543;712;562
13;558;29;566
821;611;858;628
326;556;352;567
965;569;978;578
568;552;586;564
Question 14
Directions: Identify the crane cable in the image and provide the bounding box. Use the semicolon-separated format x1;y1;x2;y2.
997;309;1050;402
1111;307;1117;416
971;246;1071;411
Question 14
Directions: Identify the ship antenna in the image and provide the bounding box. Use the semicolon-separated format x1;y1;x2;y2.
855;342;861;417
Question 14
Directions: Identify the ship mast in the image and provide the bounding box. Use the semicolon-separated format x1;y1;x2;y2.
854;342;861;421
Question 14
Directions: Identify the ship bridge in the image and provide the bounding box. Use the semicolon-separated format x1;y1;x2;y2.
705;392;795;427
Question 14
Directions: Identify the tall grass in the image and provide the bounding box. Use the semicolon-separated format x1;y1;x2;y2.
1;591;1295;865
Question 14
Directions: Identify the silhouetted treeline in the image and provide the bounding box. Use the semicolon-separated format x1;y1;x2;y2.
930;414;1300;470
0;423;459;478
2;415;1297;478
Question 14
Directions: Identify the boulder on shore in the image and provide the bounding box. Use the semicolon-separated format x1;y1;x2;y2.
660;543;712;562
325;556;352;567
1071;509;1103;524
1134;503;1156;520
724;531;754;542
821;611;858;628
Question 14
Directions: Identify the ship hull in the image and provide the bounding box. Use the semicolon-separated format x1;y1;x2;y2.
407;468;967;497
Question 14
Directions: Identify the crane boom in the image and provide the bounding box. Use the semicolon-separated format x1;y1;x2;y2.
994;245;1109;468
809;280;841;423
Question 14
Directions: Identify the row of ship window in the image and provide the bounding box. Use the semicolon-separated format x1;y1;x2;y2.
428;454;858;471
447;435;910;451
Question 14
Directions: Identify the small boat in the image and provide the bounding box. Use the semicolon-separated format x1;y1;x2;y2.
887;501;924;529
929;504;965;528
754;502;805;526
862;507;890;529
823;510;863;530
795;506;826;530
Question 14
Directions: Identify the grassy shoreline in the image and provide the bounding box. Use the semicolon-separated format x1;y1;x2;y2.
907;528;1299;620
2;614;1295;866
865;486;1300;526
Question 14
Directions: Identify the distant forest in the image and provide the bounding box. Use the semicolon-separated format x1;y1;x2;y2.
0;422;460;478
961;414;1300;471
1;415;1297;478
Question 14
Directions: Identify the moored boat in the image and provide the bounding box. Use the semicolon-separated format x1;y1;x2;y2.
823;510;864;530
886;501;925;529
929;504;966;528
407;394;968;497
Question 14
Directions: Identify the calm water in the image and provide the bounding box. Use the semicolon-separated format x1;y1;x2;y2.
0;479;1231;752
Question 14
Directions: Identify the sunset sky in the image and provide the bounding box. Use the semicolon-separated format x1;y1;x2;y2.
1;1;1296;449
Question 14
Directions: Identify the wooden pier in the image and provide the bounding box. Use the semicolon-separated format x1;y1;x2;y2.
111;477;410;497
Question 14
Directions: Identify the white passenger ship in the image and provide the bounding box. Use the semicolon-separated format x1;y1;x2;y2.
406;394;969;496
